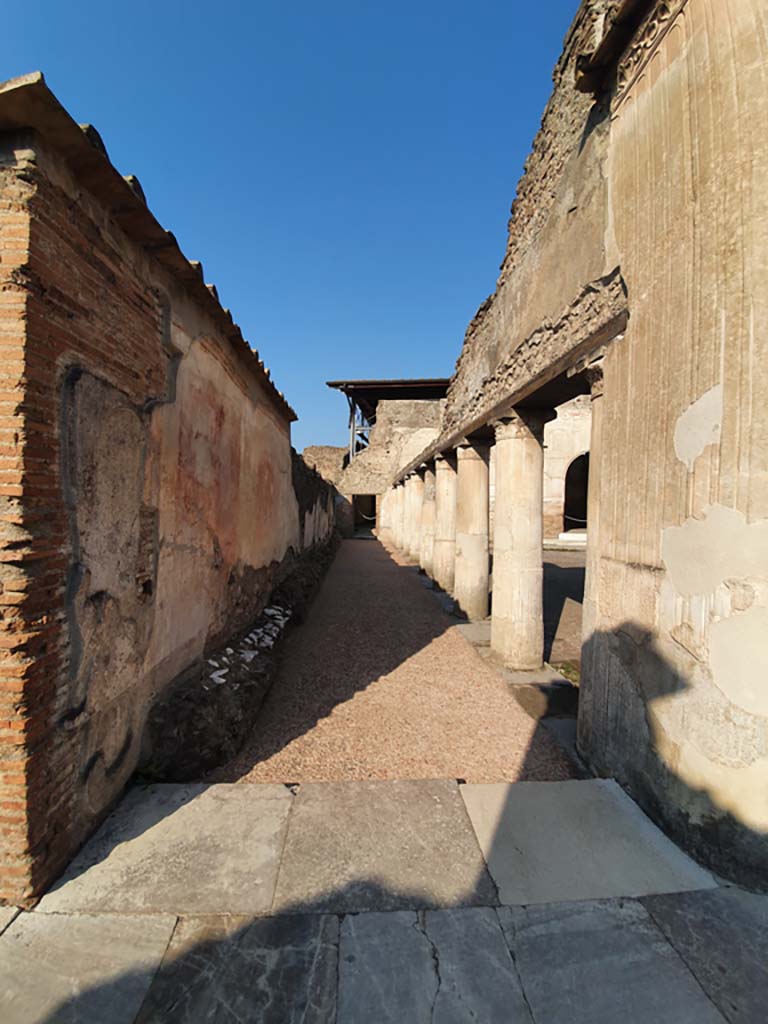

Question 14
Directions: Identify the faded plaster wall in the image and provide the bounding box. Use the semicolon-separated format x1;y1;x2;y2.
578;0;768;887
61;299;304;832
0;128;333;901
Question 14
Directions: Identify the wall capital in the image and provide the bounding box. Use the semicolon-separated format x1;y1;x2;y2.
434;450;457;470
584;363;604;399
455;438;490;461
492;408;554;444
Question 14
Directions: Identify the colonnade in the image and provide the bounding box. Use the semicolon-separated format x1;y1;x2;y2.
385;407;557;670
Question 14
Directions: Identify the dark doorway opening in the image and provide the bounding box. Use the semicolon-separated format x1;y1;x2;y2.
563;453;589;533
352;494;377;535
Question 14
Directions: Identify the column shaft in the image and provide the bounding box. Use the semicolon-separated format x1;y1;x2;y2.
407;473;425;561
490;410;552;669
578;367;603;756
454;441;490;620
392;486;403;549
419;464;436;576
433;453;457;592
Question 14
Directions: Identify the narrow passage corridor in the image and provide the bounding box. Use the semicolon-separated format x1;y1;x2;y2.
213;538;575;784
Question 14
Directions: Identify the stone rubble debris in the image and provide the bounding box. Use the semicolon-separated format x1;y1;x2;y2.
208;605;292;686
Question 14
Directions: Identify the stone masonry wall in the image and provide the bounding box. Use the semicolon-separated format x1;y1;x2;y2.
395;0;767;884
578;0;768;888
0;112;333;903
442;0;625;440
340;398;444;495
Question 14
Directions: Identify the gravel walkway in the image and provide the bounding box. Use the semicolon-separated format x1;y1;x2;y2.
213;539;576;784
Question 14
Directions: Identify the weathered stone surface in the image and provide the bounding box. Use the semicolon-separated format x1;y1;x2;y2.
338;907;533;1023
461;779;716;904
453;620;491;648
36;783;292;915
137;913;338;1024
273;779;497;913
642;888;768;1024
500;898;726;1024
0;910;176;1024
0;905;19;934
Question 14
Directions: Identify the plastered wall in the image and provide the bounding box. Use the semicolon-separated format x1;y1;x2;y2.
0;130;333;902
578;0;768;886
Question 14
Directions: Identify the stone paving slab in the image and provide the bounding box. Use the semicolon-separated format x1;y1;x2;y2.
136;913;338;1023
0;910;176;1024
272;779;498;914
0;904;19;934
499;899;726;1024
642;887;768;1024
461;778;717;904
36;783;293;915
338;908;533;1023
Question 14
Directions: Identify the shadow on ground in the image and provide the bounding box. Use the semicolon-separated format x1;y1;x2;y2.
542;556;585;662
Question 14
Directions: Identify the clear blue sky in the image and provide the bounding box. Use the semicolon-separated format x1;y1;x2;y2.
6;1;578;451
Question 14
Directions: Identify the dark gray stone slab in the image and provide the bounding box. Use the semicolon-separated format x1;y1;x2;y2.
499;899;726;1024
36;783;292;915
338;908;533;1023
642;887;768;1024
137;913;338;1024
461;779;717;904
273;779;497;914
0;910;176;1024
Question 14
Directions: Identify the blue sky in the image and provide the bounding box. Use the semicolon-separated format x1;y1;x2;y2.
6;1;578;450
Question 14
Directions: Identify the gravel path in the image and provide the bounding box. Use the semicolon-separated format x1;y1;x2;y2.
213;539;576;784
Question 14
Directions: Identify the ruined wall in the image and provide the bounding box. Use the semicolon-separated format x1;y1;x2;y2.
388;0;765;884
291;449;336;550
341;398;444;495
0;117;332;902
302;445;346;488
442;1;626;440
578;0;768;887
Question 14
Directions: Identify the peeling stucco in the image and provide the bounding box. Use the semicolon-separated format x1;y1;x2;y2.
673;384;722;472
661;505;768;598
710;606;768;718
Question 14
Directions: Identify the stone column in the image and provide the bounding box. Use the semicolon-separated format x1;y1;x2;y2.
397;484;407;550
490;410;553;669
454;439;490;620
578;365;603;756
391;485;403;549
407;471;425;562
419;462;436;577
433;452;457;592
581;366;603;642
400;477;412;553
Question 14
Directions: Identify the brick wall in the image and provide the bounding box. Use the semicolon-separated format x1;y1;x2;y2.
0;112;327;904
